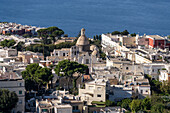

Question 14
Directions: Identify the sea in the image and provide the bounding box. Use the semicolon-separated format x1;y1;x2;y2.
0;0;170;37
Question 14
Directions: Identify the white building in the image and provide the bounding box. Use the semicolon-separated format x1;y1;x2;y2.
159;69;170;82
0;48;17;58
36;99;72;113
143;63;166;80
132;77;151;98
0;73;25;113
79;79;108;105
51;28;100;73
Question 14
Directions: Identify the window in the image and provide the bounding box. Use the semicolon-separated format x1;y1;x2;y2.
126;67;129;70
42;109;48;112
73;106;78;110
97;94;101;97
158;42;161;46
141;90;143;94
63;53;65;56
146;90;148;92
152;69;154;72
74;51;76;55
89;86;94;90
86;59;89;64
18;83;22;86
97;87;101;91
19;91;22;95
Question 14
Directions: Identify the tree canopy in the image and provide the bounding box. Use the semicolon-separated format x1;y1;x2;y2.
121;30;129;35
105;100;115;107
118;98;132;110
130;99;142;113
111;30;129;36
26;41;76;57
37;26;64;38
0;39;16;48
131;33;136;37
15;41;25;51
151;103;165;113
111;31;121;35
141;97;151;110
0;89;18;113
55;60;88;77
22;63;53;91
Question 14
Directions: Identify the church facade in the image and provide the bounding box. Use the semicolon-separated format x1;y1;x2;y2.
51;28;100;66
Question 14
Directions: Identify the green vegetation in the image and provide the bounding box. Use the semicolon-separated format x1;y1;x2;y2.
142;97;151;111
91;100;115;107
105;100;115;107
130;99;142;113
111;31;121;35
26;41;76;57
151;95;169;113
55;60;88;77
117;95;170;113
22;33;33;38
0;89;18;113
121;30;129;35
111;30;137;36
63;34;68;37
111;30;129;35
15;41;25;51
145;74;170;95
37;26;64;38
54;60;88;95
4;33;11;36
100;52;106;60
0;39;16;48
90;35;106;60
131;33;136;37
151;103;165;113
142;74;170;112
92;95;170;113
149;79;170;95
168;35;170;39
90;39;101;48
0;22;8;24
91;101;106;107
22;63;53;91
93;35;101;41
37;26;64;44
117;98;132;110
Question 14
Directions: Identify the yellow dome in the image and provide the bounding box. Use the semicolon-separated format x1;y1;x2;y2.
76;28;89;46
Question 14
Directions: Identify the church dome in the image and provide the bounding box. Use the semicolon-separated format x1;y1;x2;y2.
76;28;89;46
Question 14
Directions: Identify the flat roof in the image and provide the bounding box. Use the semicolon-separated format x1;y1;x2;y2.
147;35;165;40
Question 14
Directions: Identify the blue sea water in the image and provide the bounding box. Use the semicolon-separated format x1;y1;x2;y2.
0;0;170;37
